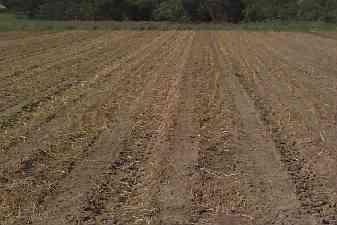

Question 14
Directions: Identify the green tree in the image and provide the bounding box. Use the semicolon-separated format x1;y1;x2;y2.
153;0;189;21
3;0;337;22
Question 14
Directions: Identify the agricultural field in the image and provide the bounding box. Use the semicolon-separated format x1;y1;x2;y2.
0;31;337;225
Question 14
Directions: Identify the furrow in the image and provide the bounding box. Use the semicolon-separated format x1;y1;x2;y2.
228;32;337;225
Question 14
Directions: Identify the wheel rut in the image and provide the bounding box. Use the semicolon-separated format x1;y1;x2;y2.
227;32;337;225
1;31;336;225
0;32;168;154
0;32;191;225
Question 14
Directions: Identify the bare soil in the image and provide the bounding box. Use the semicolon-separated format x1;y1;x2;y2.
0;31;336;225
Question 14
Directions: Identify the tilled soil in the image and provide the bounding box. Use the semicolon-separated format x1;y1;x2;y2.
0;31;336;225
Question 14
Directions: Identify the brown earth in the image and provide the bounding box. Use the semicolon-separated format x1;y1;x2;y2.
0;31;336;225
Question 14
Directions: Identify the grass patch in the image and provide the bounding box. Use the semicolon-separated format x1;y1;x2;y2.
0;13;336;32
239;20;337;32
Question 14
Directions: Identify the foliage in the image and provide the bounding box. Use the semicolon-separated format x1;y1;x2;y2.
1;0;337;22
153;0;188;21
1;12;336;32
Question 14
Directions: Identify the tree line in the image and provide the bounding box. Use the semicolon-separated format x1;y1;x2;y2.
2;0;337;22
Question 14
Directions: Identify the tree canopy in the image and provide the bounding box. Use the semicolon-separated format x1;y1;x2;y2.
2;0;337;22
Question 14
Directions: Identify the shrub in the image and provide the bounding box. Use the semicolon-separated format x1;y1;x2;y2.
153;0;189;22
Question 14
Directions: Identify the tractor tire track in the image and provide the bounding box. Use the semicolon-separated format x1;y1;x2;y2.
27;32;193;225
0;31;98;62
229;32;337;225
0;31;128;82
0;32;151;112
0;31;172;160
0;31;184;225
1;31;337;225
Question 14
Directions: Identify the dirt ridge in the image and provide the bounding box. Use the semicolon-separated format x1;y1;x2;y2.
1;31;336;225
